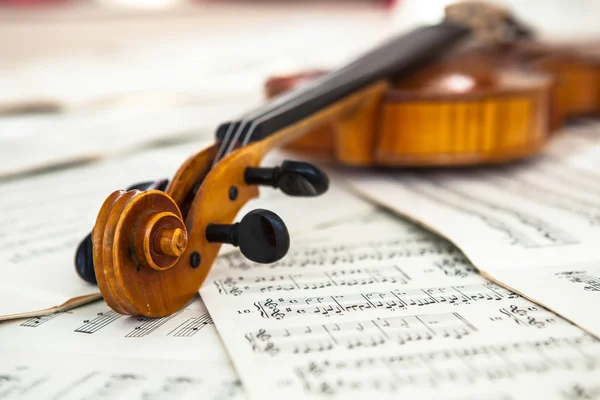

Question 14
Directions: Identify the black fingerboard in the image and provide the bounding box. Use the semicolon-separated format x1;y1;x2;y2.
216;22;471;144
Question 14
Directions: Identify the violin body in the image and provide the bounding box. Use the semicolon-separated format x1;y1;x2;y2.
266;42;600;167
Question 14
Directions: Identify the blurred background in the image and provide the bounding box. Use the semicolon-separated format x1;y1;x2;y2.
1;0;600;178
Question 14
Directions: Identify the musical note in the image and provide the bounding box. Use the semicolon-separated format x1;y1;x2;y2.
556;271;600;292
245;312;476;356
217;236;460;270
125;310;183;338
339;121;600;343
498;305;563;329
200;190;600;399
253;283;518;320
0;352;243;399
168;313;214;337
214;266;412;296
294;336;600;396
401;179;576;248
20;312;62;328
75;311;121;334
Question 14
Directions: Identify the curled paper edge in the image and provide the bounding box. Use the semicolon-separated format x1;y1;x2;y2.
0;292;102;322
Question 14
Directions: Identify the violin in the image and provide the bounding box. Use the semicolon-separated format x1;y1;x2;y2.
265;5;600;167
74;1;573;317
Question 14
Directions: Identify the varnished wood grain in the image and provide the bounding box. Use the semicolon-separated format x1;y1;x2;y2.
263;41;600;167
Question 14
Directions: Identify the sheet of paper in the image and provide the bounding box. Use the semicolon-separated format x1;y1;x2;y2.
0;141;373;318
0;3;396;110
6;0;600;178
0;295;246;400
0;102;252;179
338;119;600;339
200;208;600;400
0;2;397;177
0;353;243;400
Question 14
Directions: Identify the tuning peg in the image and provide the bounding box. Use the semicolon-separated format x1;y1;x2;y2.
127;179;169;192
74;179;169;284
244;160;329;197
75;232;95;284
206;209;290;264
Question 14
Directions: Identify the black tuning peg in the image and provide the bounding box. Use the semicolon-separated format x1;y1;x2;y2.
74;179;169;285
75;232;95;284
244;160;329;197
206;209;290;264
126;179;169;192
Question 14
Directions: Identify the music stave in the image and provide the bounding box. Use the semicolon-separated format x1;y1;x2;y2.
254;283;519;320
245;312;476;356
215;266;411;296
294;336;600;395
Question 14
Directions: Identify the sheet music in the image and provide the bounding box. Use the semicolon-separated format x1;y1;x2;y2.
0;295;226;362
339;119;600;339
0;105;244;179
0;5;396;178
0;296;246;400
0;140;373;318
200;209;600;400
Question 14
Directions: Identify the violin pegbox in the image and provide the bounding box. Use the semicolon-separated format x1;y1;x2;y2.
85;136;329;317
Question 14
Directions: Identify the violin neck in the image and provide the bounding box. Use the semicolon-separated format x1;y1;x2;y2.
215;22;471;149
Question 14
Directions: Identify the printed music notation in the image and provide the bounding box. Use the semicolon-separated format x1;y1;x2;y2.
433;256;475;278
537;155;600;199
168;313;214;337
214;266;412;296
402;179;577;249
139;376;202;399
1;299;221;359
0;357;244;400
73;308;188;337
217;237;459;270
561;383;600;400
20;312;62;328
125;310;183;338
245;312;476;356
253;283;519;320
294;336;600;396
338;126;600;346
485;172;600;227
555;271;600;292
83;373;144;398
498;304;565;330
75;311;121;334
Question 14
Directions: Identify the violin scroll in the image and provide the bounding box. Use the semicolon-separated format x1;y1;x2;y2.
75;179;170;285
77;131;329;316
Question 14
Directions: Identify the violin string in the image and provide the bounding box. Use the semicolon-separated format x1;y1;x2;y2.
212;108;256;167
212;122;237;167
216;32;403;161
240;82;336;148
220;72;347;158
236;66;373;149
216;95;284;163
224;119;250;157
217;25;473;163
217;54;371;159
227;73;371;155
